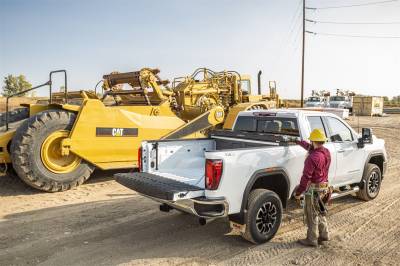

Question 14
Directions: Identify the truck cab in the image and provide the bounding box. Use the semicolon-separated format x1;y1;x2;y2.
329;95;352;110
305;96;326;108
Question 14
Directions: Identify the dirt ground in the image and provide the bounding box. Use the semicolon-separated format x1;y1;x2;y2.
0;97;43;112
1;115;400;266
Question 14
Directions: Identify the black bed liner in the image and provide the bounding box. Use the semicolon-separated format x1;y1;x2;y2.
114;172;202;201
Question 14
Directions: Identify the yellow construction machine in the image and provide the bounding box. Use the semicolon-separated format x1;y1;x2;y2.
171;68;279;129
0;68;277;192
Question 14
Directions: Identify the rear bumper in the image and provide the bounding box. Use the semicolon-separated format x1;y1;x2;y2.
114;172;229;219
153;196;229;219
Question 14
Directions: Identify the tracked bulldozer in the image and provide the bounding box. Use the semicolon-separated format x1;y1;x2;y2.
0;68;277;192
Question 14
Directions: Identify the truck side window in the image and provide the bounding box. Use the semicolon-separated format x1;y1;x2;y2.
307;116;327;137
326;117;353;142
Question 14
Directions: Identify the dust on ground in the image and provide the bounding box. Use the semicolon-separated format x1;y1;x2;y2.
1;115;400;266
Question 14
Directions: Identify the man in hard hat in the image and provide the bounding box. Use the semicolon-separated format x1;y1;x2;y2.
294;128;332;247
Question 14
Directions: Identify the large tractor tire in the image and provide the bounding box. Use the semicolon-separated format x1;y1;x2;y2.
0;107;29;127
11;110;94;192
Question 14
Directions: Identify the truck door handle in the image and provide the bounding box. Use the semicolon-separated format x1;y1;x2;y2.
338;147;353;153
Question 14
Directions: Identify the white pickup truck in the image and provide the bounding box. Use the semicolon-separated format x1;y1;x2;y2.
115;109;387;244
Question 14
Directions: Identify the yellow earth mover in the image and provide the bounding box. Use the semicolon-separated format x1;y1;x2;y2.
171;68;280;129
0;68;277;192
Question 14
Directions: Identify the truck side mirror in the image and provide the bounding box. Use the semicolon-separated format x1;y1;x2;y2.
357;128;373;148
362;128;373;144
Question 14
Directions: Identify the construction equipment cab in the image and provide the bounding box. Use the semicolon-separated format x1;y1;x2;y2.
115;109;388;244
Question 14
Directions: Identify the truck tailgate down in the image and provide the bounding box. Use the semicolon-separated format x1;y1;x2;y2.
115;172;204;201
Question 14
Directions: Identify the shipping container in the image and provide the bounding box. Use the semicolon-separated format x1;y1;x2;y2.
353;96;383;116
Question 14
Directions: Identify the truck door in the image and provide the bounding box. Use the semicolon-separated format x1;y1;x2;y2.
305;116;337;184
323;116;365;185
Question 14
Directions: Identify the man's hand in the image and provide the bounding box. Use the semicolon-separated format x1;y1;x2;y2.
294;193;303;207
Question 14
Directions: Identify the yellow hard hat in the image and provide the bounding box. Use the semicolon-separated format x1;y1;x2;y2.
309;129;327;142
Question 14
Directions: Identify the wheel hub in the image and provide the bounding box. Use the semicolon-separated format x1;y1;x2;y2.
41;130;81;174
256;201;277;235
368;171;380;196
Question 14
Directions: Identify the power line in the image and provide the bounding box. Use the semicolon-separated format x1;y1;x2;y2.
306;19;400;25
306;0;399;10
290;5;303;36
289;0;303;30
286;2;303;45
292;20;303;46
272;0;303;77
291;32;302;56
306;30;400;39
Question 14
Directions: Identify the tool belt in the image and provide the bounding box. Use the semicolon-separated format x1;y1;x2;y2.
306;182;332;216
309;182;329;190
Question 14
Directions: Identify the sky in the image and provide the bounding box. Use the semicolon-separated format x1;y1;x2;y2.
0;0;399;99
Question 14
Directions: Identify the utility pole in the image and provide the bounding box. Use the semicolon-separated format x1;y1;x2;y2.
300;0;305;108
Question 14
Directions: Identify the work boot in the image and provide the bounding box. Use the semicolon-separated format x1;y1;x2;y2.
297;238;318;247
318;236;330;244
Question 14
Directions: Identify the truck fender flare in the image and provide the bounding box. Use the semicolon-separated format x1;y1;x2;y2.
240;168;290;213
363;152;386;180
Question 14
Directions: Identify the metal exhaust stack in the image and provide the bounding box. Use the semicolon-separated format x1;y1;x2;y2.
257;70;262;95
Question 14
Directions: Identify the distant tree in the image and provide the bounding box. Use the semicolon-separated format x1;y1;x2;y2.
59;85;65;92
393;95;400;104
383;96;389;103
2;74;32;97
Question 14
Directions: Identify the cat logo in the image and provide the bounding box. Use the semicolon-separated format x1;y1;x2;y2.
112;128;124;137
96;127;138;137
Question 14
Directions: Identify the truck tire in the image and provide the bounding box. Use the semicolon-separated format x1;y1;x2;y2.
357;163;382;201
241;189;282;244
11;110;94;192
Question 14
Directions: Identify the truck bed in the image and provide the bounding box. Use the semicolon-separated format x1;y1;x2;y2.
139;131;286;185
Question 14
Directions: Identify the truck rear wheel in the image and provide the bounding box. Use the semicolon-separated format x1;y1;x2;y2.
357;163;382;201
241;189;282;244
11;110;94;192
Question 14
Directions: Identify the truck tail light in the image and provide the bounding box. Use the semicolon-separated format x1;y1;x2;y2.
205;159;223;190
138;147;142;171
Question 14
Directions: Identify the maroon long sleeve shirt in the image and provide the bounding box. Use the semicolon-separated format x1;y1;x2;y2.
295;140;331;195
